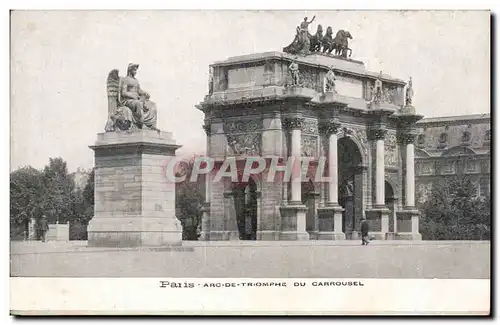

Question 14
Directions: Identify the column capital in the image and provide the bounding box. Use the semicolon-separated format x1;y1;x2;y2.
368;128;387;140
398;133;418;145
282;116;305;130
319;119;341;135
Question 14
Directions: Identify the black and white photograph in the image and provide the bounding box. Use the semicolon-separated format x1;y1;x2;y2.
8;7;491;315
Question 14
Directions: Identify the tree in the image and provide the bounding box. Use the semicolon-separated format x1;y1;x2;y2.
175;157;205;240
10;166;45;239
419;176;490;240
41;158;76;224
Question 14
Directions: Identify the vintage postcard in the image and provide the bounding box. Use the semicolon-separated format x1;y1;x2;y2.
9;9;491;315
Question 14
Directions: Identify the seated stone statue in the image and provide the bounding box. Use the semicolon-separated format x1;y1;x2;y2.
105;63;158;132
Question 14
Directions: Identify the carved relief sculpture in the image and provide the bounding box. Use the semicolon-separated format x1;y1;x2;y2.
105;63;158;132
302;119;319;134
385;133;398;166
301;135;318;157
227;134;261;156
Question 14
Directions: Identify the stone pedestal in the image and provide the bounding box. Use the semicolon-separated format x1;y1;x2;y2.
366;207;391;240
87;130;183;247
279;204;309;240
396;209;422;240
316;205;345;240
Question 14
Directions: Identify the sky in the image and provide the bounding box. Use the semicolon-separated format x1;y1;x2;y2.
10;10;490;172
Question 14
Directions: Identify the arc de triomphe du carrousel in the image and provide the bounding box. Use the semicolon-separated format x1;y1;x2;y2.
196;19;422;241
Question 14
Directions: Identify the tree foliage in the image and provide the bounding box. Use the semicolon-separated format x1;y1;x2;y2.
10;158;95;240
419;176;490;240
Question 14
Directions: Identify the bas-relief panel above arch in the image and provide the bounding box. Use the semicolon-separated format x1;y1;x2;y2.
223;118;262;157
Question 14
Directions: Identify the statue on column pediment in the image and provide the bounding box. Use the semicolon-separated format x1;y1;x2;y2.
288;59;300;86
325;66;337;93
369;72;383;106
105;63;158;132
405;77;414;106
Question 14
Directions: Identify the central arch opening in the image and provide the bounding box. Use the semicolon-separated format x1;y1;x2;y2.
338;137;363;238
233;178;258;240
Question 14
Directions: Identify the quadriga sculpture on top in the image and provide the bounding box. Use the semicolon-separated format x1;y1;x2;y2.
283;16;354;59
105;63;158;132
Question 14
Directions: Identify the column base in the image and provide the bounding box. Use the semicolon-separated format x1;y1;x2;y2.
397;209;422;237
87;216;182;247
279;204;310;241
365;208;391;240
316;231;346;240
317;205;345;240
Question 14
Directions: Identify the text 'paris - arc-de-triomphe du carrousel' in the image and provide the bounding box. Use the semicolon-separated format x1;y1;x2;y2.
87;16;421;247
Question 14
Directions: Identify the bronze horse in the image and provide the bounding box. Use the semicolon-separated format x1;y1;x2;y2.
309;24;323;52
322;28;353;58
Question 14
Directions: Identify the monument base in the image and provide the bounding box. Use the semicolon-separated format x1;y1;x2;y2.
87;130;183;247
88;217;182;247
279;204;310;241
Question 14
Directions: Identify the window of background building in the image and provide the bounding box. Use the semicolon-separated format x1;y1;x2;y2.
466;159;477;173
438;133;448;149
479;177;490;197
484;130;491;146
422;162;433;175
417;134;425;148
442;160;455;174
462;131;471;143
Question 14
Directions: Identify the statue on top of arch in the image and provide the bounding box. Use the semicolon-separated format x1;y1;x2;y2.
283;16;353;59
105;63;159;132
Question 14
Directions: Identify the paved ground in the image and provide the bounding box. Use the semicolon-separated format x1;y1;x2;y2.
10;240;490;278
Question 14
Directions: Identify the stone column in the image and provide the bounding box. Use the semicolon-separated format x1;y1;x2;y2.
199;122;211;241
290;125;302;204
279;116;309;240
316;119;345;240
374;129;387;207
397;132;421;240
403;134;417;208
365;127;390;240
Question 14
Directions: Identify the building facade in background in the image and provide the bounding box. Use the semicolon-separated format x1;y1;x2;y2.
415;114;491;204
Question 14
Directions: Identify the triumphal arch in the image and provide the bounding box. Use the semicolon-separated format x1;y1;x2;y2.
196;22;422;241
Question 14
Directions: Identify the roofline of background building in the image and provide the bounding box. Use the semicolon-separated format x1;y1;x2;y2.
417;113;490;125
